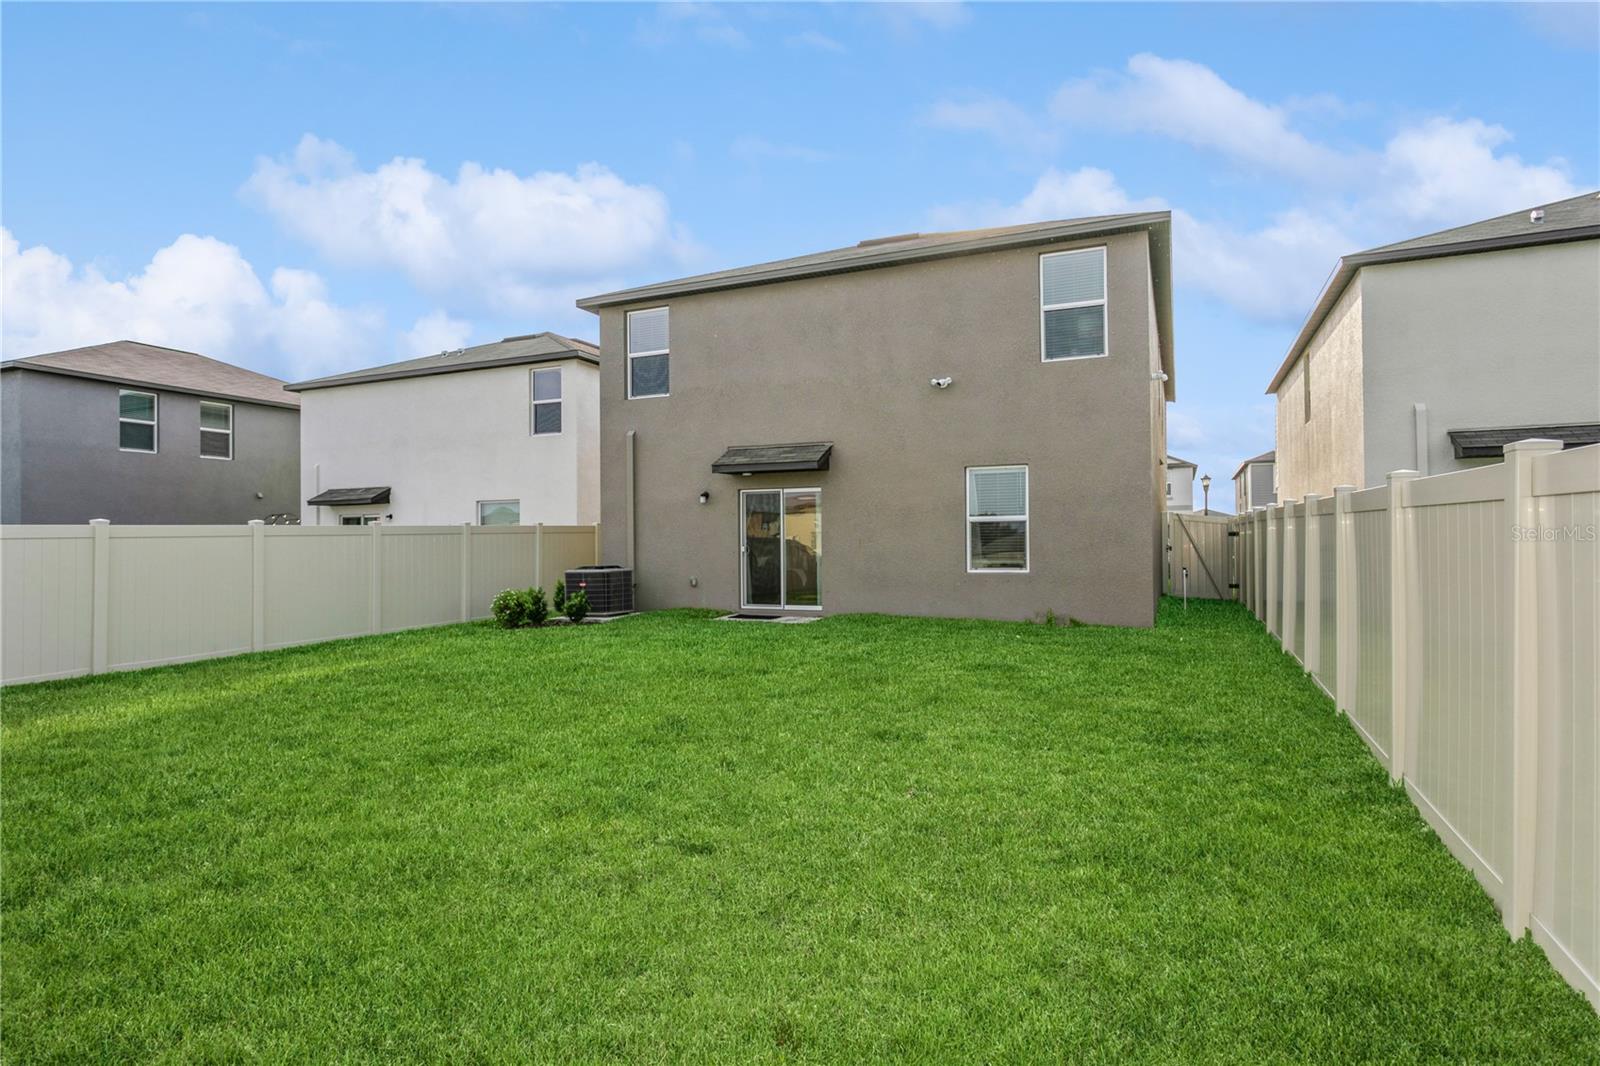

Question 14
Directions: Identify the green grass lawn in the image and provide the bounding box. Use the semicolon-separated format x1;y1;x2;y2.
3;600;1595;1062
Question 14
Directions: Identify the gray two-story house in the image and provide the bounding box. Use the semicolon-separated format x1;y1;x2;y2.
577;212;1175;625
1;340;300;524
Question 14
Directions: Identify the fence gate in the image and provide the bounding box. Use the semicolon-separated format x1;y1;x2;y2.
1166;511;1235;599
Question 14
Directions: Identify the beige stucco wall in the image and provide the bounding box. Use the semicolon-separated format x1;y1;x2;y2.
1275;275;1365;499
1360;240;1600;486
594;229;1164;625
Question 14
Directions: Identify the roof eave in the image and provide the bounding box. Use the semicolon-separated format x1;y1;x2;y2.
0;360;299;409
286;348;598;392
576;212;1173;311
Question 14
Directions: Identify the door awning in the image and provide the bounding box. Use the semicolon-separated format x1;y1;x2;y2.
307;486;391;506
1446;424;1599;459
712;442;833;475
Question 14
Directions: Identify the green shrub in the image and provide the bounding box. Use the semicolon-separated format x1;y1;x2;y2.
525;586;549;627
553;580;567;612
563;588;590;624
490;588;528;629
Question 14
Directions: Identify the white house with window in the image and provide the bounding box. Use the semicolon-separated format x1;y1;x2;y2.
1164;455;1195;512
288;332;600;526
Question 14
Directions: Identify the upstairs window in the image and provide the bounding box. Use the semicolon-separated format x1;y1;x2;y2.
967;465;1029;572
1040;247;1107;361
478;500;520;526
531;368;562;434
200;401;233;459
119;390;158;452
627;307;670;398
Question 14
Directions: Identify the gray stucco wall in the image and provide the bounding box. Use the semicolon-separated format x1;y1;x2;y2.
0;369;300;524
595;229;1163;625
1361;239;1600;486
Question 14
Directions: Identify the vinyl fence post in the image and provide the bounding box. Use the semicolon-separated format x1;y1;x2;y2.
249;520;265;652
1386;469;1421;784
369;522;383;635
1303;494;1322;678
460;522;472;622
593;521;602;566
1282;501;1298;656
1504;438;1562;937
1332;486;1356;714
534;522;545;591
1254;508;1265;621
90;519;110;674
1266;507;1280;638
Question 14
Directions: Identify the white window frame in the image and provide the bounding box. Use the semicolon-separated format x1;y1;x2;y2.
738;487;822;612
530;367;563;436
118;389;158;453
199;400;233;460
340;514;379;526
966;465;1030;574
626;306;670;399
477;499;521;526
1039;246;1108;363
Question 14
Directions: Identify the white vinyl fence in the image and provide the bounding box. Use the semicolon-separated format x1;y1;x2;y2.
1234;440;1599;1009
1;522;600;685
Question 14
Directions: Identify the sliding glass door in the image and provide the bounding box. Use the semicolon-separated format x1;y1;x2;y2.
740;488;822;610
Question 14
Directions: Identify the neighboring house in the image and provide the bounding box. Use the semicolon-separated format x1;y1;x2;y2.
1;340;299;524
1233;450;1277;512
1165;455;1195;512
577;211;1175;625
1268;191;1600;499
288;333;600;526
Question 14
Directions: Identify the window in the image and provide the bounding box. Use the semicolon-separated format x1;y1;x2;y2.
967;466;1029;572
531;368;562;434
478;500;520;526
340;515;379;526
1040;247;1107;361
118;390;158;452
199;401;233;459
627;307;669;398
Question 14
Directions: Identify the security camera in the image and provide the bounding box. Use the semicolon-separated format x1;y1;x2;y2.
931;376;953;389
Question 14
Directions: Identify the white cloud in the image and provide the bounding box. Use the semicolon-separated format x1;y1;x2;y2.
1051;54;1354;183
925;95;1058;154
401;311;474;358
635;3;748;48
2;228;433;382
242;134;688;314
730;136;833;164
788;30;846;53
883;2;970;32
1520;2;1600;51
1374;117;1577;229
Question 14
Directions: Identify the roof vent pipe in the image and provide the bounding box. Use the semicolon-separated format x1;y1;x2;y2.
1529;208;1545;223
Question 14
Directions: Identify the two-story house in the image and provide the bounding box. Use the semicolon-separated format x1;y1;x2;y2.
288;332;600;526
1233;450;1276;512
1268;192;1599;499
1165;455;1196;512
1;340;300;524
577;213;1175;625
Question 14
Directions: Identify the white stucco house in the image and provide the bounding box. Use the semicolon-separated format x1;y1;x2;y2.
288;332;599;526
1267;191;1599;499
1164;455;1195;512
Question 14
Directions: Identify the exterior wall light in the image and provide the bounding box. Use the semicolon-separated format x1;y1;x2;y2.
698;491;710;504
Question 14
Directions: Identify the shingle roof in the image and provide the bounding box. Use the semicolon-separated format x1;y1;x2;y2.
306;487;392;507
577;211;1175;399
1266;191;1600;394
0;340;298;408
712;442;834;474
1232;450;1275;480
1447;424;1600;460
286;332;598;392
1166;455;1196;469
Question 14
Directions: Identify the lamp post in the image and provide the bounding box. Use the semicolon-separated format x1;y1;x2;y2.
1201;474;1212;515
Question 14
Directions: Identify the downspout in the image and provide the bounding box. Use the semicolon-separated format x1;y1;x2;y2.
625;429;636;570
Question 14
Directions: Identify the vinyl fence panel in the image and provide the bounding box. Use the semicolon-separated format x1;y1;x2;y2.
1231;442;1599;1009
0;522;600;684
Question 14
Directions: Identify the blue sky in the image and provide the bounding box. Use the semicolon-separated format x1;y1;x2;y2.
4;2;1597;493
